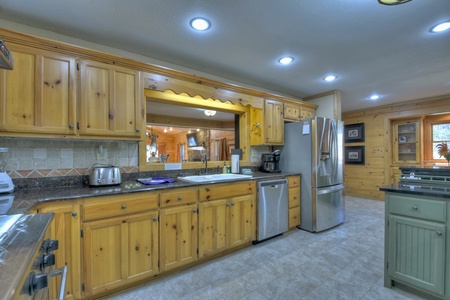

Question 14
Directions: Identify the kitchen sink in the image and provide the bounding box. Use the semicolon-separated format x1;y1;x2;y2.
177;173;253;183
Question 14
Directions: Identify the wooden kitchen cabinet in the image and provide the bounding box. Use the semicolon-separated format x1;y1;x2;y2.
82;193;159;297
79;60;142;139
300;106;315;120
37;203;82;300
198;181;256;257
0;44;76;135
283;102;301;122
392;119;422;164
288;176;301;229
160;204;199;272
385;192;447;298
264;99;284;145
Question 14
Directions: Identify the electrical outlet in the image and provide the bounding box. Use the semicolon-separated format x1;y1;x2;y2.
96;150;107;162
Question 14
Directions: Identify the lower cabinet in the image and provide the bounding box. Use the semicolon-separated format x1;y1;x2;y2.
199;194;254;258
288;176;301;229
83;211;159;296
385;192;448;299
37;203;82;300
159;204;198;272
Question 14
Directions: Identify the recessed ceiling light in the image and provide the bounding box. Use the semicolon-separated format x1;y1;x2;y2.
278;57;294;65
430;21;450;33
323;75;337;82
190;18;211;31
370;95;380;100
378;0;411;5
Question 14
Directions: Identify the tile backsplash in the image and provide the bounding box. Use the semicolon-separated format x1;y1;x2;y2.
0;137;139;178
0;137;269;179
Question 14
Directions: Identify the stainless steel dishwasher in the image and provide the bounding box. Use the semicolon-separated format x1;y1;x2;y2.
256;178;289;242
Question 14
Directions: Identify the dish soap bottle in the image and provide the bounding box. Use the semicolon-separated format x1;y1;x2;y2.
227;164;231;173
223;162;227;174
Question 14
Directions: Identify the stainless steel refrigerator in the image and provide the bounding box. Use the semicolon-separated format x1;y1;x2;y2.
279;117;345;232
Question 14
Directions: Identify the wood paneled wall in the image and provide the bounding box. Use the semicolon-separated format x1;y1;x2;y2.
342;94;450;200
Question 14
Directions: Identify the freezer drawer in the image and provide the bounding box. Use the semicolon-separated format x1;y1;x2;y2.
257;179;289;241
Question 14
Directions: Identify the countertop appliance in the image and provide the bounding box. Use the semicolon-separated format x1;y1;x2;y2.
259;150;281;173
89;164;122;186
279;117;345;232
256;178;288;242
0;39;14;70
0;148;14;193
0;213;67;300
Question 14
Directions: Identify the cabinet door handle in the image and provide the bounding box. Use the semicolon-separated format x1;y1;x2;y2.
135;128;140;133
231;202;235;206
192;209;198;213
71;212;77;217
153;217;158;222
412;205;418;210
436;230;443;236
121;205;127;209
69;124;74;129
177;196;183;201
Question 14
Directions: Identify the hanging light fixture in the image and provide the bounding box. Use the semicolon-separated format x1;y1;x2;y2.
204;110;217;117
378;0;412;5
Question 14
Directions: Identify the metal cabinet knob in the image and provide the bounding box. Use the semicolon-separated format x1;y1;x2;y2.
153;217;158;222
177;196;183;201
436;230;443;236
69;124;74;129
121;205;127;209
71;212;77;217
226;203;231;207
412;205;418;210
231;202;235;206
136;128;140;132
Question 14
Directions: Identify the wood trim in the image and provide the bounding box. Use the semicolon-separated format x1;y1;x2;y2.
423;114;450;163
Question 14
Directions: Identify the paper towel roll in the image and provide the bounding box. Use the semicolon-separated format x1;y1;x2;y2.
231;154;240;173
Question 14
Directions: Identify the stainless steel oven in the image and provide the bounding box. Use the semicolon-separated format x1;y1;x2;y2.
0;213;67;300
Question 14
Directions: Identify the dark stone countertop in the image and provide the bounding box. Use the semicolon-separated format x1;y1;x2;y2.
380;182;450;199
400;165;450;176
2;172;300;215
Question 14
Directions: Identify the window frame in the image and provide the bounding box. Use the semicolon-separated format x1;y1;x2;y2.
423;114;450;163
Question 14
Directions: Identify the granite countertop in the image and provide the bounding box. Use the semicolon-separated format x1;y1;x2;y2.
380;182;450;199
3;172;299;215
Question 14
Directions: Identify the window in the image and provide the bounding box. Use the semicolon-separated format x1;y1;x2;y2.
423;114;450;162
432;123;450;159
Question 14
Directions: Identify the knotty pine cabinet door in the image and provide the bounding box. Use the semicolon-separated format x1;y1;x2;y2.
37;204;81;300
0;44;76;135
198;199;228;258
82;211;159;297
79;60;142;138
263;99;284;145
228;194;255;248
160;204;198;272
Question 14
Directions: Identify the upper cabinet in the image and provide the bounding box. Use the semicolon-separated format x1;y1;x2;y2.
300;106;315;120
263;99;284;145
283;103;301;121
79;60;142;138
0;44;76;135
392;119;422;164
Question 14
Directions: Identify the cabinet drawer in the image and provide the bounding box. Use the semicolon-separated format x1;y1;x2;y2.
289;207;300;228
199;181;256;202
288;176;300;188
83;193;158;221
389;194;446;222
160;187;198;208
288;187;300;208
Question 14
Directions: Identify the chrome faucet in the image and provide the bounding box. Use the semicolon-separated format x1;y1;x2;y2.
202;154;208;174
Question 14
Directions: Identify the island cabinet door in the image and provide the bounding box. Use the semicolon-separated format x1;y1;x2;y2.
388;215;446;297
199;199;228;258
159;205;198;272
82;211;158;297
228;194;255;248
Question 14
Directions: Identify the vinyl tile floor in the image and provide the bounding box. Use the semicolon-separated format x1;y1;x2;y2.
102;196;426;300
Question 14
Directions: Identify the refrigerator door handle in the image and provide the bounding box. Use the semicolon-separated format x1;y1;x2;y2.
316;184;344;195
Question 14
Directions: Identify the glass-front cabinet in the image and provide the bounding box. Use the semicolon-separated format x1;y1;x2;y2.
392;119;422;164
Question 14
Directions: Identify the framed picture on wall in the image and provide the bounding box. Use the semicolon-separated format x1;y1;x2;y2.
345;146;365;164
344;123;365;143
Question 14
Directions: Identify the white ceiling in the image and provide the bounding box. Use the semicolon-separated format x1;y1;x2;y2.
1;0;449;112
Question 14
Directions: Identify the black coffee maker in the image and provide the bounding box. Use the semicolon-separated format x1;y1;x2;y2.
259;150;281;173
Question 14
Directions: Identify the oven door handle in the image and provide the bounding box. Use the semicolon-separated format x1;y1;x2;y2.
49;265;68;300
